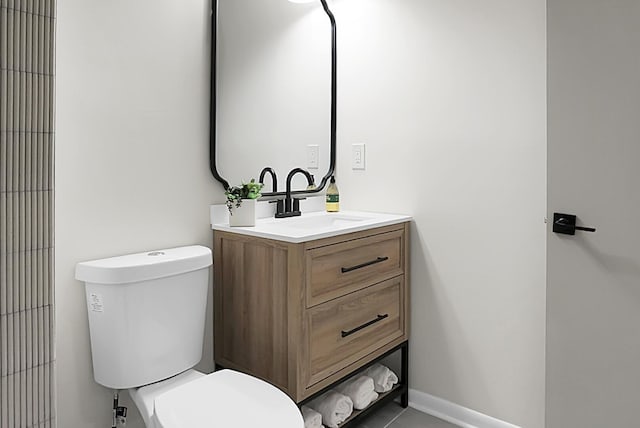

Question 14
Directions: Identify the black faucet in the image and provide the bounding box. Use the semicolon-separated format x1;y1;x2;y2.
275;168;315;218
259;167;286;215
259;167;278;192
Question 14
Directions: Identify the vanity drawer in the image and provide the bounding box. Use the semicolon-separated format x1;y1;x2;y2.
305;277;404;388
305;229;404;307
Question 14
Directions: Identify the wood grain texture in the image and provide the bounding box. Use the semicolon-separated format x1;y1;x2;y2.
304;224;405;250
213;222;411;402
306;229;404;307
213;232;290;391
306;277;404;388
286;242;306;397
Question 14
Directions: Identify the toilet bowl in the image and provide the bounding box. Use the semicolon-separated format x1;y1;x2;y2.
131;369;303;428
76;246;303;428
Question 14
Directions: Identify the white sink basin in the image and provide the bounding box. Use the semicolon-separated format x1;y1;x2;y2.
272;214;368;230
212;210;411;243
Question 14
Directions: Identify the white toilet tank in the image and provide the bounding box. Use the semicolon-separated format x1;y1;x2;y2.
75;246;212;389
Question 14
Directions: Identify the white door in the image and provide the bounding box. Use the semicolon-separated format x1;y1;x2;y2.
546;1;640;427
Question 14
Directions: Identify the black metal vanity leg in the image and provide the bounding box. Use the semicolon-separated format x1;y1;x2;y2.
401;392;409;407
401;341;409;408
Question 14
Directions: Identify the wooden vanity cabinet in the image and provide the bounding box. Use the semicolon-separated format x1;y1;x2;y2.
213;222;410;402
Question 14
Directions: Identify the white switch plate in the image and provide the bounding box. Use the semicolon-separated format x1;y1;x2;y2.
307;145;319;169
352;143;365;170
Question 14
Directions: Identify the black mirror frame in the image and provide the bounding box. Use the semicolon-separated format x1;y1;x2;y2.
209;0;337;198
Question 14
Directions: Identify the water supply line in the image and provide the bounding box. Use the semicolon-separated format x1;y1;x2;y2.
112;390;127;427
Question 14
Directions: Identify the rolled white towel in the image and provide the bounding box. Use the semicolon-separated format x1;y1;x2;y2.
336;376;378;410
309;391;353;428
301;406;324;428
364;364;399;393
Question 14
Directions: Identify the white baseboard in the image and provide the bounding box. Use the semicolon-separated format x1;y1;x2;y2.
408;389;521;428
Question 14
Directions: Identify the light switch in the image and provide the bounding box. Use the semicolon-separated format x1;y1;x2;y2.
307;145;319;169
352;144;365;170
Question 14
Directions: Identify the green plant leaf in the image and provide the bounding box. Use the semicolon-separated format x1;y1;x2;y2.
224;178;264;214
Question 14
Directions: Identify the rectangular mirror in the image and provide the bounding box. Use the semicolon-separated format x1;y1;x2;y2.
211;0;336;195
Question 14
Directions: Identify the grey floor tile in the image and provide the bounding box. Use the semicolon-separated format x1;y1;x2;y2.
351;401;457;428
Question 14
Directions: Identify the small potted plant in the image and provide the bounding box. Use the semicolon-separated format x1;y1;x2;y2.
225;179;263;227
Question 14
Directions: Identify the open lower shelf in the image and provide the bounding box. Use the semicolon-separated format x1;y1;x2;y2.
337;383;408;427
298;341;409;428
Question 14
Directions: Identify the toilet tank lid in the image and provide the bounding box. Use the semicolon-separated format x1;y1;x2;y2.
75;245;212;285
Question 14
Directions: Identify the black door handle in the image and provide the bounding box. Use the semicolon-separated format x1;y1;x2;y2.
553;213;596;235
341;257;389;273
341;314;389;338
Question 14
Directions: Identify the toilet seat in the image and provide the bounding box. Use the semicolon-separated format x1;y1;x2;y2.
151;369;303;428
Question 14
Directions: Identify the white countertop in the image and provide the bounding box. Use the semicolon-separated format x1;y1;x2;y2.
211;209;411;243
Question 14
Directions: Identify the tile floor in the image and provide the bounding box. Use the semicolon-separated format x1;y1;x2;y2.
353;402;458;428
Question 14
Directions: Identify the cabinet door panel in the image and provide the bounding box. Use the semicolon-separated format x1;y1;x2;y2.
306;229;404;307
306;277;404;388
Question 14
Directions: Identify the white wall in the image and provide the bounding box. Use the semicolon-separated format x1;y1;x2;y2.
334;1;547;426
55;0;546;427
55;1;222;427
223;0;546;427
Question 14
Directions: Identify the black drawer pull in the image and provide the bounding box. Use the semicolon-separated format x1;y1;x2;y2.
341;314;389;338
341;256;389;273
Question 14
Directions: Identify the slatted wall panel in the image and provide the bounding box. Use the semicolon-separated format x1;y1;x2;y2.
0;0;56;427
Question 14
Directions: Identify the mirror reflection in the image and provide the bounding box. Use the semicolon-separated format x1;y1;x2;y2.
216;0;332;193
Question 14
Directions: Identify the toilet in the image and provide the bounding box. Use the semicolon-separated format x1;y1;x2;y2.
75;245;303;428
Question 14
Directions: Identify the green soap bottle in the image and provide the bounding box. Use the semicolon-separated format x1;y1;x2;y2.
325;176;339;212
